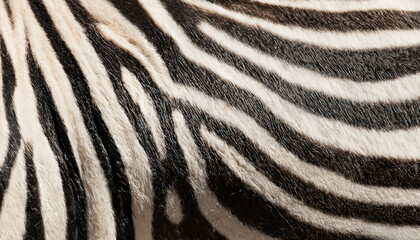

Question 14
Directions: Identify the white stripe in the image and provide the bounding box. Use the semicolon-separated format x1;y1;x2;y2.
198;21;420;103
172;110;277;240
0;145;26;239
1;3;67;238
98;18;269;236
165;187;184;225
0;43;8;168
79;0;169;75
12;0;118;238
81;0;168;237
251;0;420;12
99;16;420;207
182;0;420;50
201;126;420;240
136;0;420;160
41;1;154;238
121;67;166;160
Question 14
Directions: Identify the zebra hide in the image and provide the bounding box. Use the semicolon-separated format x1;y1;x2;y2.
1;0;420;239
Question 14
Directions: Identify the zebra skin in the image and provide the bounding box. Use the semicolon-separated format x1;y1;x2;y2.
1;0;420;239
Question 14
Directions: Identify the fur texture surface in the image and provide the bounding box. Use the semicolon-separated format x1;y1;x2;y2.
1;0;420;239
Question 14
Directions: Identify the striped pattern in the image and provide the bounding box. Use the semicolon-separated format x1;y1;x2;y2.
1;0;420;239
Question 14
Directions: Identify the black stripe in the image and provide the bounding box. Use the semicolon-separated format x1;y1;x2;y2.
92;7;368;232
166;2;420;131
116;50;226;240
168;55;420;189
63;0;161;167
0;37;21;211
3;0;12;25
196;33;420;130
181;108;368;240
28;45;88;239
189;6;420;81
202;144;368;240
143;0;420;189
23;145;45;240
28;1;134;239
52;0;420;238
104;1;231;238
210;0;420;31
196;112;420;225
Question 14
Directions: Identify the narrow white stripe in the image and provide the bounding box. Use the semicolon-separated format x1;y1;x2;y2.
80;0;160;65
80;1;164;238
0;44;8;168
182;0;420;50
41;1;154;238
121;67;166;160
0;145;26;239
1;3;67;238
198;21;420;103
172;110;277;240
201;126;420;240
99;17;420;207
97;1;420;237
165;187;184;225
137;0;420;160
251;0;420;12
12;0;118;238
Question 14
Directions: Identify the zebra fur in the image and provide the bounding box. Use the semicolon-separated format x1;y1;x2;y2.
1;0;420;239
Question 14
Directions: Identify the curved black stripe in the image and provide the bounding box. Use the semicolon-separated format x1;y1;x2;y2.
77;22;161;165
165;2;420;131
195;112;420;225
28;46;87;239
0;37;21;211
111;50;179;240
105;1;231;238
115;49;227;240
210;0;420;31
112;0;420;189
190;6;420;81
181;110;367;240
89;2;420;238
141;1;420;189
169;56;420;188
143;24;419;188
63;0;161;172
202;144;369;240
28;1;135;239
196;34;420;130
23;145;45;240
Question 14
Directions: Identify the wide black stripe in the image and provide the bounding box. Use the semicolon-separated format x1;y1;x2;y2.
105;1;230;238
116;1;419;189
64;0;161;167
198;34;420;130
28;1;134;239
210;0;420;31
28;46;87;239
181;109;367;240
80;0;420;238
188;5;420;81
168;56;420;189
196;112;420;225
115;50;227;240
144;0;420;189
57;2;169;239
23;145;45;240
202;145;368;240
165;1;420;131
0;37;21;211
